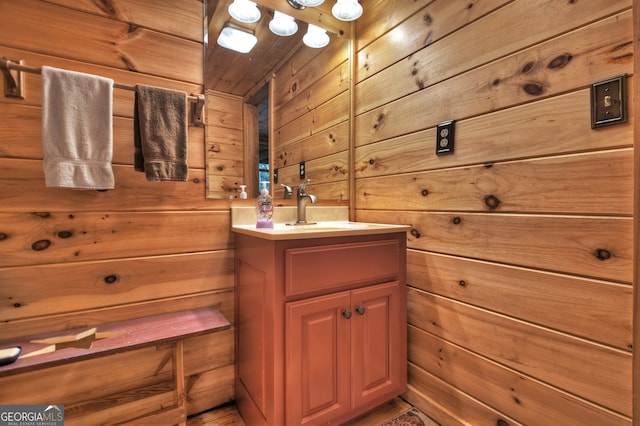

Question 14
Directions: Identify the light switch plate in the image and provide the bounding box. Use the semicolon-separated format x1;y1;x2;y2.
436;120;455;156
299;161;306;180
591;74;627;128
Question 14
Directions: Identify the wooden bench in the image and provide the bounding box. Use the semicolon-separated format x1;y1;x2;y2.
0;308;230;425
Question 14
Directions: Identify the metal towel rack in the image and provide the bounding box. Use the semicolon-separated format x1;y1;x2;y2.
0;57;205;127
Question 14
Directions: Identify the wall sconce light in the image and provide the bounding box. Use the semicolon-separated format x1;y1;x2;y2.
303;24;330;48
216;22;258;53
331;0;362;21
269;11;298;36
228;0;261;23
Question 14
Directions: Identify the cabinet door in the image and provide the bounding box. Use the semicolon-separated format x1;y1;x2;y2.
285;292;351;426
351;281;407;410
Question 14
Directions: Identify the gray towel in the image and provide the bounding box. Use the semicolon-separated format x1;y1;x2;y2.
134;85;188;182
41;66;114;189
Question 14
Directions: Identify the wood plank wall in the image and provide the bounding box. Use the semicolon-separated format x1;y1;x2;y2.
0;0;235;422
353;0;634;424
206;90;245;199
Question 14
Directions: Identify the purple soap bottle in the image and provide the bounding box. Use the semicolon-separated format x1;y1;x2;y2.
256;181;273;228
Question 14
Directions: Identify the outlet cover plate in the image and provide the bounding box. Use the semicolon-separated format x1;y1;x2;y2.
436;120;455;156
299;161;306;180
591;74;627;128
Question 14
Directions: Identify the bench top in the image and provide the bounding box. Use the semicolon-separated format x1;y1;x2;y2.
0;307;230;377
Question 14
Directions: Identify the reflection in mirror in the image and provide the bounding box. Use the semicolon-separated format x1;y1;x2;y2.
257;92;270;192
204;0;352;199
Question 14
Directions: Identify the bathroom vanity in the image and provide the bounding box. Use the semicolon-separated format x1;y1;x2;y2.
232;207;409;425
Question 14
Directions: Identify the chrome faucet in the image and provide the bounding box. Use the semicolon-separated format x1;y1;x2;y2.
281;183;293;199
295;179;318;224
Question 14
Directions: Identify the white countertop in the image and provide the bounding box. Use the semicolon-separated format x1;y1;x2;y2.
231;206;409;240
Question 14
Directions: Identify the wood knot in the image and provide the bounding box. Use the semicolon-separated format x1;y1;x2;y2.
57;230;73;239
410;228;421;238
496;420;509;426
368;158;375;165
521;61;535;74
595;248;611;261
459;280;467;287
95;0;117;16
452;217;462;225
127;24;141;34
104;274;119;284
548;54;572;69
484;194;501;210
193;178;200;184
32;212;51;218
423;14;432;25
32;239;51;251
523;82;544;96
291;82;297;92
0;232;7;241
372;112;385;130
421;189;429;196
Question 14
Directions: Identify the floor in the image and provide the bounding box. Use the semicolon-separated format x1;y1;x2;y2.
187;397;439;426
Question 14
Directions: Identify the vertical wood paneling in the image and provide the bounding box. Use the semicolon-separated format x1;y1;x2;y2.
354;0;635;423
0;0;233;420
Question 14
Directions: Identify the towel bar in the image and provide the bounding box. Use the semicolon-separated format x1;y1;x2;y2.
0;58;205;127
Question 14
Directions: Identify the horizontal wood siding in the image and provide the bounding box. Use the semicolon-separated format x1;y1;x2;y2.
206;90;245;199
354;0;634;424
0;0;234;421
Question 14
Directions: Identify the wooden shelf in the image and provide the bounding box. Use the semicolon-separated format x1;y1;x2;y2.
0;307;230;377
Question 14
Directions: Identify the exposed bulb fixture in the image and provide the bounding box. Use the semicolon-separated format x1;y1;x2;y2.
331;0;362;21
295;0;325;7
216;22;258;53
228;0;261;24
303;24;330;48
269;11;298;36
286;0;306;9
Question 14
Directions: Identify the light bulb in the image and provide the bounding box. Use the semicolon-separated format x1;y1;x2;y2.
296;0;325;6
331;0;362;21
303;24;330;48
228;0;261;23
269;11;298;36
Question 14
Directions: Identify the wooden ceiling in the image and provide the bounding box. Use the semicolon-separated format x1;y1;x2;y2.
205;0;352;100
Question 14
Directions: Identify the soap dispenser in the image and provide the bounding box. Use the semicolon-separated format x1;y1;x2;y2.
256;182;273;228
239;185;247;199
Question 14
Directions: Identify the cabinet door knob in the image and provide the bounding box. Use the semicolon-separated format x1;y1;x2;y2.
342;309;352;319
355;306;365;315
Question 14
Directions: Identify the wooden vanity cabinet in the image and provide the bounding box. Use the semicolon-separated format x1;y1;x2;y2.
234;231;407;426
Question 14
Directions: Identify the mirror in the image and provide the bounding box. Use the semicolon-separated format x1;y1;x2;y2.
204;0;352;199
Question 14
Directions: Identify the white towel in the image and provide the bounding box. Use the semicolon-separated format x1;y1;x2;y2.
41;66;114;189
